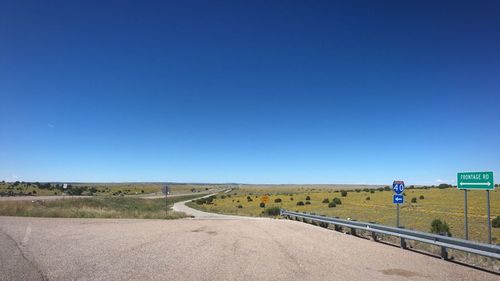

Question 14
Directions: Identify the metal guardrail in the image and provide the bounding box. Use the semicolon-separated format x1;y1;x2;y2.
281;209;500;260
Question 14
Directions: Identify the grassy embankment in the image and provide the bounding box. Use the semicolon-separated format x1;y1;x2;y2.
189;186;500;243
0;194;202;219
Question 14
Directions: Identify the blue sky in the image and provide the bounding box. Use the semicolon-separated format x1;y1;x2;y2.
1;1;499;184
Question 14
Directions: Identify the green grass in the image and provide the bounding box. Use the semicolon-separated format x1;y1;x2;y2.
190;187;500;243
0;194;201;219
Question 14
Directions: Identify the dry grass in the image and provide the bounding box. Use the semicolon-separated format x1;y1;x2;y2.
0;194;201;219
191;187;500;243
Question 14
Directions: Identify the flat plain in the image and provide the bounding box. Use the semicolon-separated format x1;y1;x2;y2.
190;186;500;243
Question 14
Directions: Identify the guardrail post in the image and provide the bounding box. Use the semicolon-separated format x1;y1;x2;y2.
334;224;342;232
398;226;407;249
371;231;378;242
440;246;448;260
400;237;407;249
439;232;449;260
350;227;357;236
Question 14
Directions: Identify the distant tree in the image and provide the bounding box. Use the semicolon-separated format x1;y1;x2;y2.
341;190;348;197
259;202;265;208
419;195;424;200
492;216;500;228
333;198;342;205
328;202;336;208
322;198;329;203
365;196;370;201
383;186;391;191
305;195;311;201
274;198;282;203
296;201;305;206
430;219;451;236
411;197;417;203
305;201;311;205
438;184;450;189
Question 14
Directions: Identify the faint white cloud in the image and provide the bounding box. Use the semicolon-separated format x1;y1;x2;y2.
48;123;55;128
436;179;450;184
11;174;19;181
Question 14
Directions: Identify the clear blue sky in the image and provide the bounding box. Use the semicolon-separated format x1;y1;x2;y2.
1;1;499;184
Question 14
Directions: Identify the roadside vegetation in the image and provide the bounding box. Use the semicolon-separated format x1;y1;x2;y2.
188;185;499;243
0;194;201;219
0;181;225;197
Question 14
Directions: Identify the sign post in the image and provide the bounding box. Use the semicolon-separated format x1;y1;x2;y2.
162;185;170;218
457;171;494;243
392;181;405;228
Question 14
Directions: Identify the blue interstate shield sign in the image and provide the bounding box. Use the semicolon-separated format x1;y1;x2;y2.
392;180;405;194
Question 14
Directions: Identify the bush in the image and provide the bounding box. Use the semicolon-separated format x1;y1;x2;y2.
411;197;417;203
492;216;500;228
259;202;265;208
370;190;375;193
274;198;282;203
305;195;311;201
237;205;243;208
419;195;424;200
383;186;391;191
430;219;452;236
365;196;370;201
322;198;329;203
340;190;347;197
296;201;305;206
305;201;311;205
328;202;336;208
290;197;294;201
264;207;281;216
332;197;342;205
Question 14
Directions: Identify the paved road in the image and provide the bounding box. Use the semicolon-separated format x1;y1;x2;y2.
0;216;497;281
172;193;260;220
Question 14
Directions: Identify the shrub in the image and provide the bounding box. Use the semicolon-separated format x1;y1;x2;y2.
355;189;361;193
259;202;265;208
290;197;294;201
419;195;424;200
492;216;500;228
247;198;253;202
341;190;348;197
237;205;243;208
411;197;417;203
322;198;330;203
370;190;375;194
274;198;282;203
305;201;311;205
365;196;370;201
328;202;336;208
296;201;305;206
264;207;281;216
333;197;342;205
383;186;391;191
430;219;452;237
221;195;226;199
305;195;311;201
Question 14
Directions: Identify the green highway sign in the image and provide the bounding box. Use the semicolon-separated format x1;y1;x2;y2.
457;171;494;190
